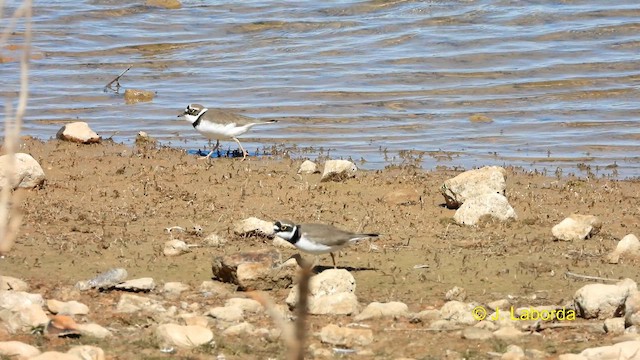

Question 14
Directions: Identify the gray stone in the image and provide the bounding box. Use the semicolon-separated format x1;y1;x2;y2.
225;298;263;314
577;340;640;360
440;301;477;325
199;281;233;297
321;160;357;182
222;322;255;336
163;282;190;296
204;233;227;247
163;239;191;256
625;292;640;327
74;268;128;291
115;294;165;313
0;153;45;190
453;193;517;225
445;286;467;301
441;166;507;209
56;122;101;144
207;306;244;323
552;214;602;241
66;345;105;360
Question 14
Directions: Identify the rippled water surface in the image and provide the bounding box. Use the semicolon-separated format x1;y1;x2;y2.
3;0;640;177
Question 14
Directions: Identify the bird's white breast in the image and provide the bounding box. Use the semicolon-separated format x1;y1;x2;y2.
293;234;347;255
196;121;252;140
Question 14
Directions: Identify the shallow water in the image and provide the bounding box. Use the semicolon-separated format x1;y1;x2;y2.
2;0;640;177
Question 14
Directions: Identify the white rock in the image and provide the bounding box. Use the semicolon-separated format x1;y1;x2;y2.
207;306;244;322
204;233;227;247
453;192;517;225
298;160;319;174
0;291;48;333
163;282;190;296
286;269;358;315
156;323;214;349
164;239;191;256
56;122;101;144
461;327;493;340
0;340;40;358
233;217;274;236
574;278;636;319
46;299;89;315
321;159;357;182
411;309;441;322
225;298;263;314
0;291;43;309
273;236;297;249
493;326;525;341
199;281;232;297
578;340;640;360
115;294;165;313
608;234;640;264
320;324;373;347
30;351;79;360
77;323;113;338
441;166;507;208
603;318;626;335
445;286;467;301
0;153;46;190
440;301;477;325
66;345;105;360
0;276;29;292
354;301;409;321
114;277;156;291
625;292;640;327
222;322;255;336
552;214;602;241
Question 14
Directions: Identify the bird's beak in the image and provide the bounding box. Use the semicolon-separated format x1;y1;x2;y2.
177;111;185;118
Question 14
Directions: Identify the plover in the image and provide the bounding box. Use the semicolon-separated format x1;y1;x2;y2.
178;103;277;160
273;220;379;268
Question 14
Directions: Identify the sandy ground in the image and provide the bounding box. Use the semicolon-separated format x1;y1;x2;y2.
2;137;640;359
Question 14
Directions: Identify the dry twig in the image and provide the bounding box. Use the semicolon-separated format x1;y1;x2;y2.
104;66;131;93
564;271;619;283
0;0;31;255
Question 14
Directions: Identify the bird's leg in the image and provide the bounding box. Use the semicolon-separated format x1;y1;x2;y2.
330;252;337;269
232;137;248;160
199;140;220;160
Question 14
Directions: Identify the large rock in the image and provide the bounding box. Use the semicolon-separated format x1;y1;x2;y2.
115;294;166;313
155;323;213;349
566;340;640;360
74;268;128;291
56;122;100;144
354;301;409;321
320;324;373;347
0;291;48;333
573;278;636;319
0;276;29;291
0;153;45;190
286;269;359;315
625;292;640;327
321;160;357;182
46;299;89;315
0;341;41;358
441;166;507;209
211;249;296;290
453;193;517;225
440;301;477;325
66;345;105;360
608;234;640;264
298;160;319;174
552;214;601;241
233;217;274;237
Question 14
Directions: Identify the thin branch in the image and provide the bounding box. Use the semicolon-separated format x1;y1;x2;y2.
564;271;619;283
104;66;131;93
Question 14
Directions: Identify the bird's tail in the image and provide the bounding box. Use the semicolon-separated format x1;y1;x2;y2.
350;233;379;242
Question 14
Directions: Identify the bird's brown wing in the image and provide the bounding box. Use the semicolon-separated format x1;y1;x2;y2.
299;223;376;247
204;109;272;126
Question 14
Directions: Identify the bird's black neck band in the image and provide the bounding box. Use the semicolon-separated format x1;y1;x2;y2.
192;110;207;128
288;225;301;244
